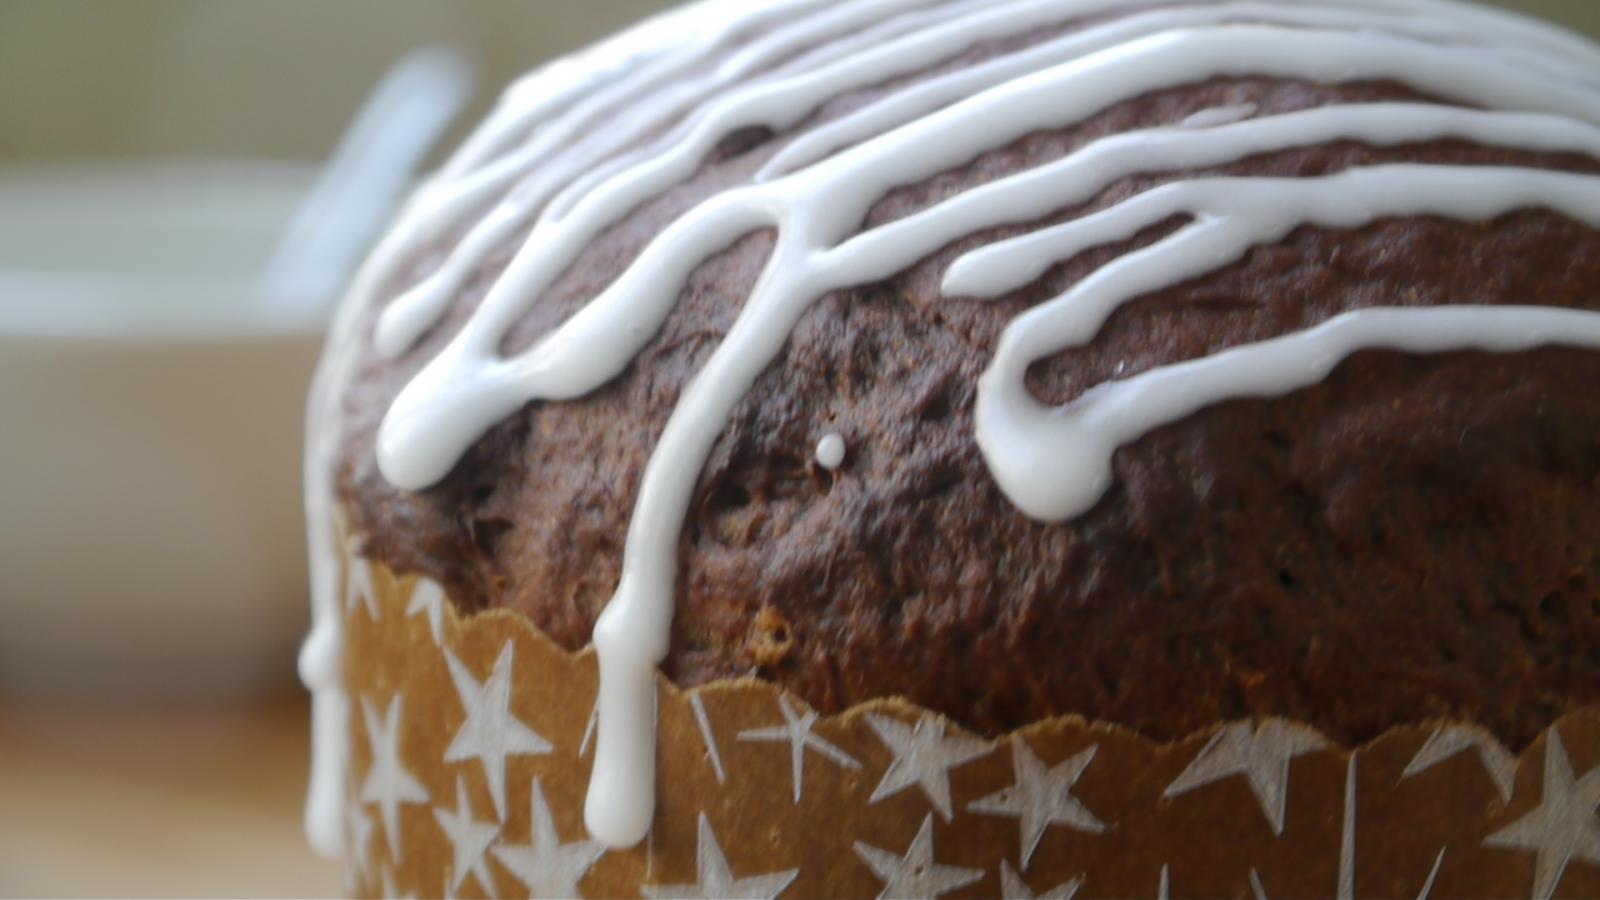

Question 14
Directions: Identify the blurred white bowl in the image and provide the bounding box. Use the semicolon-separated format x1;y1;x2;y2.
0;161;328;702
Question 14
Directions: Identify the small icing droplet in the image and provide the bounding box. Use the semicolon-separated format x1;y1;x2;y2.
815;433;846;470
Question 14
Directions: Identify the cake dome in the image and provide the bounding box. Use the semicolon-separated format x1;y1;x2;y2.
302;2;1600;895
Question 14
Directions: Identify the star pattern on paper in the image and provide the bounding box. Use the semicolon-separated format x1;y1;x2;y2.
689;691;728;784
579;697;599;758
405;578;448;645
360;694;430;861
443;641;553;820
345;546;379;620
999;859;1081;899
854;813;984;899
1417;847;1447;900
1338;753;1356;900
347;801;377;885
866;712;991;820
641;812;799;899
1483;729;1600;900
1401;724;1518;804
1162;721;1325;836
341;538;1600;899
739;694;862;802
432;775;500;899
969;738;1106;870
491;778;607;899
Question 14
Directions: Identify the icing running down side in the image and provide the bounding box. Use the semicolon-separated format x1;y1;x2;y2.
301;0;1600;853
296;0;828;856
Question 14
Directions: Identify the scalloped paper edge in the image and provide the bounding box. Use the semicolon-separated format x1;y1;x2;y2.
335;535;1600;899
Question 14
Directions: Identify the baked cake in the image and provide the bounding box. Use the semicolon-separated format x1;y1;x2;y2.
300;1;1600;895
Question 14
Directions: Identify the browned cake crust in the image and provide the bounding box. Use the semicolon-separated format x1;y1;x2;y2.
335;61;1600;750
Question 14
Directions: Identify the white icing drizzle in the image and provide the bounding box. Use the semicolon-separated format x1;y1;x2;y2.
296;0;799;856
815;433;847;470
949;165;1600;519
754;0;1600;181
369;0;992;359
301;0;1600;855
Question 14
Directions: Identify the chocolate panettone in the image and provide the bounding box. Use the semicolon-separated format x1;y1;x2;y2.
301;0;1600;894
336;16;1600;751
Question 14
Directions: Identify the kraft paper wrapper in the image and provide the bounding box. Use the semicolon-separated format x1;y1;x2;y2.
336;538;1600;899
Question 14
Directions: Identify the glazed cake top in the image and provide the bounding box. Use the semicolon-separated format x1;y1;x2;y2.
303;0;1600;851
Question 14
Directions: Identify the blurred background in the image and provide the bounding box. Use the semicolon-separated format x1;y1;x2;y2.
0;1;1595;897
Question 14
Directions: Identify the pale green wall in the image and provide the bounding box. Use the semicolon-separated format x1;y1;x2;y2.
1;1;1595;164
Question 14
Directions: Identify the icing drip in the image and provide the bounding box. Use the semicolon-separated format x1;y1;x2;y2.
981;302;1600;517
816;433;847;471
948;165;1600;518
296;0;801;856
302;0;1600;854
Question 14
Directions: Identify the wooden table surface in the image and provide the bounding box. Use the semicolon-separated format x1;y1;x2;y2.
0;693;344;898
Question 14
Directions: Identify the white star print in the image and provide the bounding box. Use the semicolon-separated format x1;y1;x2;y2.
999;859;1081;899
1484;729;1600;900
689;691;728;784
969;738;1105;870
1417;847;1447;900
1339;752;1356;900
347;802;377;885
360;694;430;862
579;697;599;758
404;578;448;645
1401;724;1518;804
1162;721;1325;835
739;694;862;802
432;775;500;898
641;813;799;899
346;546;378;620
491;778;607;899
443;641;553;820
866;713;991;820
854;813;984;899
